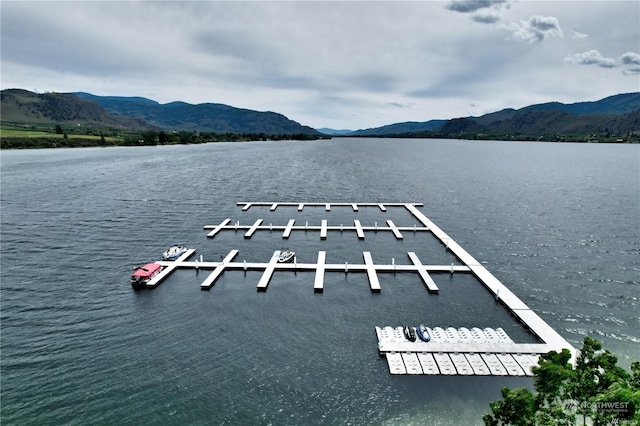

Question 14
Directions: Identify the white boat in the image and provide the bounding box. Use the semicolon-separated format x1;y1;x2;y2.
162;245;189;261
278;250;295;263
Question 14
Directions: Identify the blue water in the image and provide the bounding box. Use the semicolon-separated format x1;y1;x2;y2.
1;138;638;425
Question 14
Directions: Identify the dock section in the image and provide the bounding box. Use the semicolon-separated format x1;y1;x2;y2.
205;218;231;238
146;249;196;288
244;219;263;239
375;326;543;376
257;251;280;291
200;250;239;290
363;252;381;292
314;251;326;292
282;219;296;239
386;220;403;239
320;219;328;240
407;252;439;293
354;220;365;240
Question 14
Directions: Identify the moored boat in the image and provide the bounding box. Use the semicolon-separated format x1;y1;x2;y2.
278;250;295;263
403;326;417;342
416;324;431;342
131;263;163;287
162;244;189;261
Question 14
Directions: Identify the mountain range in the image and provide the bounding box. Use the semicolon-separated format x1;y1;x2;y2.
339;92;640;138
1;89;320;136
1;89;639;140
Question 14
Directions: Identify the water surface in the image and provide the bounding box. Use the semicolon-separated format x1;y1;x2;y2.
1;138;638;425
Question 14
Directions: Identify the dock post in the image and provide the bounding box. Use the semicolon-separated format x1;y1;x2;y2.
450;263;454;274
195;259;199;270
345;262;349;273
375;221;378;231
414;224;416;233
270;223;272;231
392;257;396;274
243;260;247;271
340;224;343;233
496;289;500;301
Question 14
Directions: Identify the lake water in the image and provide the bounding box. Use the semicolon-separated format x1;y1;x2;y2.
1;138;638;425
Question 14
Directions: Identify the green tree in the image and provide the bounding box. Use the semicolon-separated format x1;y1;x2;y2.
141;130;157;145
484;387;536;426
484;337;639;425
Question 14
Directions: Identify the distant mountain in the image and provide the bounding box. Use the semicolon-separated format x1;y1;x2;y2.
352;93;640;139
74;92;320;135
0;89;149;129
350;120;447;136
317;128;355;135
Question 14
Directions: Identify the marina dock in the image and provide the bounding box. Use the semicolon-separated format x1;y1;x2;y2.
144;202;575;375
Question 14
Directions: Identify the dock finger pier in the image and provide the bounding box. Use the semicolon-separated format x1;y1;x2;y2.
138;202;575;376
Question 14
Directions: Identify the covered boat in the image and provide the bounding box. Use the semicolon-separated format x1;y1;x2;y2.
416;324;431;342
403;326;417;342
278;250;295;263
162;245;189;261
131;263;163;287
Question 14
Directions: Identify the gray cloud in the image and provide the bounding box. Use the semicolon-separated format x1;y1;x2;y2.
386;102;415;109
564;50;616;68
510;15;564;43
445;0;508;14
471;10;502;24
445;0;510;24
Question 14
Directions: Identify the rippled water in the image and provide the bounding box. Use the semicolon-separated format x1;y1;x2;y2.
1;138;638;425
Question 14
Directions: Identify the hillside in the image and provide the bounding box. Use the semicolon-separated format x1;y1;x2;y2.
1;89;321;136
74;92;320;135
0;89;149;129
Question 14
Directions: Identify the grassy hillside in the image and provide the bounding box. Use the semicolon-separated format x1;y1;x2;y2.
1;89;149;129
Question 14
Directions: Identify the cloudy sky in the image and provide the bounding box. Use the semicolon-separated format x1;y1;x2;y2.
2;1;639;130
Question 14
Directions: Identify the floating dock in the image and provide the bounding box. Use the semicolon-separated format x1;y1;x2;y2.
151;248;469;293
143;201;576;375
376;326;542;376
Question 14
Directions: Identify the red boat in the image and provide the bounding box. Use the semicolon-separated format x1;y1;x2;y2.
131;263;163;287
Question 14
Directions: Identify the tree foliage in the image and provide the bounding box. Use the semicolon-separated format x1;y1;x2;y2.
484;337;639;425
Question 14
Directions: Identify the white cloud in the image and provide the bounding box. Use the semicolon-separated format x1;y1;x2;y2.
569;30;588;40
620;51;640;66
564;50;616;68
620;51;640;75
